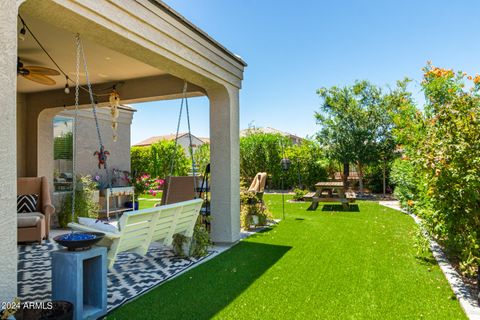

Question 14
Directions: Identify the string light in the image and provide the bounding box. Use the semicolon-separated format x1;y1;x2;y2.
19;23;26;41
64;76;70;94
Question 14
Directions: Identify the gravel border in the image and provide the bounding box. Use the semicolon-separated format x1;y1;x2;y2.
379;201;480;320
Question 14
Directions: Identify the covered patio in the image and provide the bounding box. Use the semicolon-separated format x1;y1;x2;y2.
0;0;245;303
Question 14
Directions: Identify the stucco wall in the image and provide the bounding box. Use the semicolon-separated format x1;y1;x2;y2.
17;93;27;177
0;0;19;303
62;107;133;177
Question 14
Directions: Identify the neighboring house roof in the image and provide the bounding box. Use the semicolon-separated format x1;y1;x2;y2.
151;0;247;67
134;132;209;147
240;127;304;141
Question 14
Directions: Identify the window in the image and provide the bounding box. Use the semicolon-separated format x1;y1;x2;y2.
53;116;74;192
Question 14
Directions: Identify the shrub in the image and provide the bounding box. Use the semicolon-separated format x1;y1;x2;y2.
240;132;329;190
172;217;211;258
285;139;329;189
133;173;164;197
390;158;419;208
393;63;480;274
194;143;210;175
292;188;307;201
240;132;290;189
363;161;393;194
58;175;99;227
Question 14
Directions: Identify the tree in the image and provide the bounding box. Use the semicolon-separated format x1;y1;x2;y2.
130;140;189;179
150;140;189;178
130;146;151;176
315;80;393;194
375;80;412;195
194;143;210;175
239;133;330;190
284;139;329;189
240;133;291;189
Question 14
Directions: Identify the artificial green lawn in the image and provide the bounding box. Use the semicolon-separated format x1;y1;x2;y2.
137;193;162;209
108;195;466;319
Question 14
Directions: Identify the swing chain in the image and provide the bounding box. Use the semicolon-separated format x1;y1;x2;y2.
71;34;112;225
168;81;187;178
185;90;197;195
76;35;112;195
71;34;82;223
165;81;198;202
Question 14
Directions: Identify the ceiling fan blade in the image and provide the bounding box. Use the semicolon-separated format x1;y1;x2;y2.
25;66;60;76
22;73;56;85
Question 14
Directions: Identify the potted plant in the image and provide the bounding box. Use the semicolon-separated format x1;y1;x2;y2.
240;189;272;230
58;175;100;228
172;217;211;258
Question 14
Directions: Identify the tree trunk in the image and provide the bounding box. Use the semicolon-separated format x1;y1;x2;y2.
357;162;364;195
343;162;349;188
382;158;386;198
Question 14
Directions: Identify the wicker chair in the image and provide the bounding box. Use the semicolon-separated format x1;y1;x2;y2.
17;176;55;243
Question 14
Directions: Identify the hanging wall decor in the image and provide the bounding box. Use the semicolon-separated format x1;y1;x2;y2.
109;90;120;142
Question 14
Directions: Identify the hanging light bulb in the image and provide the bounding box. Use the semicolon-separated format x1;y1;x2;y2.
64;77;70;94
19;25;26;41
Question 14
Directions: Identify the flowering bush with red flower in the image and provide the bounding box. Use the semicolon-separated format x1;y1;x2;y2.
133;173;164;197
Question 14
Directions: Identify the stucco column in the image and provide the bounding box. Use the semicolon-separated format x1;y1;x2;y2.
0;1;19;302
209;85;240;243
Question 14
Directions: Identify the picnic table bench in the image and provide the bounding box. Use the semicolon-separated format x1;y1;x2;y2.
304;181;356;210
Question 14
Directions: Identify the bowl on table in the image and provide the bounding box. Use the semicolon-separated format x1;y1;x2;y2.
54;232;105;251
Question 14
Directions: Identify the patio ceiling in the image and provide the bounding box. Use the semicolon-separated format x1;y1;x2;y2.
17;15;167;93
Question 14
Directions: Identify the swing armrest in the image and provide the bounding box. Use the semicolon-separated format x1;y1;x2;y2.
68;223;121;239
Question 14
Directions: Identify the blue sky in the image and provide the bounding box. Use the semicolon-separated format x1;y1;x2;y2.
131;0;480;145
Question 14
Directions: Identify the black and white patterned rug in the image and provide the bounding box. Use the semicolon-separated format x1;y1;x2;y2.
18;241;213;311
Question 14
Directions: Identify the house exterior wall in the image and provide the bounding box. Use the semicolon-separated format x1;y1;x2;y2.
63;108;133;178
173;134;206;155
17;93;27;177
0;0;19;303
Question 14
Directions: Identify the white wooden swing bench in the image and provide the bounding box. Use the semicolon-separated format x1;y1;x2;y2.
68;198;203;269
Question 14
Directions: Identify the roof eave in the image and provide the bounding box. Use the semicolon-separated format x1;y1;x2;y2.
149;0;247;67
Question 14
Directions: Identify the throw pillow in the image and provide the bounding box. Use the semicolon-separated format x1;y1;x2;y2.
17;194;39;213
78;217;119;234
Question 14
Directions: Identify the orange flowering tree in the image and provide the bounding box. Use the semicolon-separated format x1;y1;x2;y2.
393;62;480;275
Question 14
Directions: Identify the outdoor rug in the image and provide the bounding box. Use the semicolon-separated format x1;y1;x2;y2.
18;240;213;311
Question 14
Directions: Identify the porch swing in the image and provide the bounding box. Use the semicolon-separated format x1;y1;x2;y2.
65;34;203;268
159;81;199;206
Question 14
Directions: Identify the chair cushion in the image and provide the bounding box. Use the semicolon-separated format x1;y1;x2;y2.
78;217;119;234
17;194;39;213
17;212;44;228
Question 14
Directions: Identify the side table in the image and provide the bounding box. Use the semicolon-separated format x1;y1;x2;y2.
51;247;107;320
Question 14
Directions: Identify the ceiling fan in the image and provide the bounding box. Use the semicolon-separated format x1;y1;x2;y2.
17;57;60;85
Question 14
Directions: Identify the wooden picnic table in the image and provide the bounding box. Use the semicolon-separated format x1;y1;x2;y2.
305;181;356;210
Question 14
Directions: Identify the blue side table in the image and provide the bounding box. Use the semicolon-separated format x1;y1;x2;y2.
52;247;107;320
